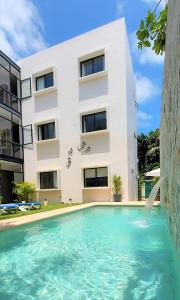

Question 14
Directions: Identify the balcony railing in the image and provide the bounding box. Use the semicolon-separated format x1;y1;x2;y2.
0;139;23;161
0;87;21;113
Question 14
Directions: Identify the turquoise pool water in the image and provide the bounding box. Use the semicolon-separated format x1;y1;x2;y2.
0;207;179;300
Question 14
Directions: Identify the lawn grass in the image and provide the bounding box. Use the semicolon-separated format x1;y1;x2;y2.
0;203;80;221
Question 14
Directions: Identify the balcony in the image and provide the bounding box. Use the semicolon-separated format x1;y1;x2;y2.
0;87;21;114
0;139;23;163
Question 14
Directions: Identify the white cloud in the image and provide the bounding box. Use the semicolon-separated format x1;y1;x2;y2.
139;48;164;65
0;0;46;60
138;110;152;128
116;0;124;17
130;32;164;65
136;74;160;104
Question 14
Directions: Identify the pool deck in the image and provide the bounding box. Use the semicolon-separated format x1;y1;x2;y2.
0;201;158;230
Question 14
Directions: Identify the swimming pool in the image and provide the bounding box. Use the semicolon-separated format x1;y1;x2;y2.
0;207;179;300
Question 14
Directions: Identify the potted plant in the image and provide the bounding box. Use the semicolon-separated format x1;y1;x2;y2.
112;174;122;202
13;182;36;203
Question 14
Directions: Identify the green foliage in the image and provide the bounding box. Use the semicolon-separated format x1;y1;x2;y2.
138;175;145;201
136;4;168;55
13;182;36;202
137;129;160;176
153;176;159;186
112;175;122;195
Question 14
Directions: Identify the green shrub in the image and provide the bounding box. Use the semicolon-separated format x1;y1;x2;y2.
112;175;122;195
13;182;36;203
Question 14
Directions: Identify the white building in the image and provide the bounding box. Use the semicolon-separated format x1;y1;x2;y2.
18;18;137;203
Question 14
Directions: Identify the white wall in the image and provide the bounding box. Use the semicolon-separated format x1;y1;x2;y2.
18;18;137;203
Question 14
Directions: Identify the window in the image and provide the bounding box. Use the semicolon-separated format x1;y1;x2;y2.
23;125;33;145
10;65;20;80
84;167;108;187
81;55;105;77
0;58;21;99
0;55;9;70
10;74;20;97
0;65;10;91
21;78;31;98
0;116;22;144
40;171;57;189
38;122;55;141
82;111;107;133
36;72;54;91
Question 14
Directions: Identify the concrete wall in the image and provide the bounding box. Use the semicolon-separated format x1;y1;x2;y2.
18;19;137;204
161;0;180;252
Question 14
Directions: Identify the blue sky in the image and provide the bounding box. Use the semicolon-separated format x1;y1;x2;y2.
0;0;165;134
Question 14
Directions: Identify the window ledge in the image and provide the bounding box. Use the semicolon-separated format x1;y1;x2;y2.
82;186;110;190
81;129;109;137
78;70;108;83
33;85;57;96
37;188;60;191
36;138;59;144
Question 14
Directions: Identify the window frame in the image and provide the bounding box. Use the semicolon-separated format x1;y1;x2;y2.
82;111;107;133
35;72;54;91
83;167;108;188
80;54;105;77
23;124;33;145
0;52;21;113
39;171;58;190
37;121;56;141
21;78;32;99
0;60;21;98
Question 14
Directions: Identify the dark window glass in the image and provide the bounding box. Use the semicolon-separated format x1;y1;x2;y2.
81;60;93;76
0;88;11;107
0;117;12;141
45;72;54;88
0;65;10;91
0;140;23;160
38;122;55;140
0;62;20;99
0;55;10;70
84;167;108;187
10;74;20;98
82;111;106;133
94;112;106;131
10;65;20;79
40;171;57;189
36;72;54;91
11;95;20;112
12;123;20;144
81;55;104;77
83;114;94;133
0;116;22;144
93;56;105;73
10;74;17;96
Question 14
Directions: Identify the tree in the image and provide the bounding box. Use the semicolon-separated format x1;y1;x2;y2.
137;129;160;200
136;2;168;55
145;129;160;171
137;133;149;176
137;129;160;176
13;182;36;202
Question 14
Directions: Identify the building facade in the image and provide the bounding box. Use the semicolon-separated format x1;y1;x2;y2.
0;51;23;203
18;19;137;203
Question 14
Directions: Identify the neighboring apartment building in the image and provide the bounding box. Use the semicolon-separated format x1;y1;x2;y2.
18;18;137;203
0;51;23;203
